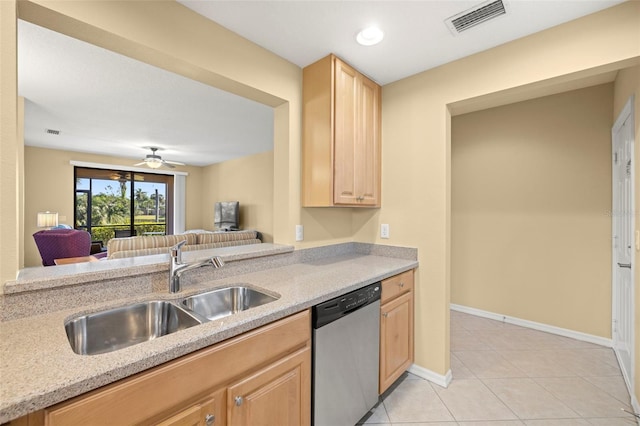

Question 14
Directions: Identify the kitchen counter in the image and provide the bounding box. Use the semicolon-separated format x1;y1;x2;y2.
0;243;417;423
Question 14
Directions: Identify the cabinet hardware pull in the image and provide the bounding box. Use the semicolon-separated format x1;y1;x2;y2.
618;262;632;269
398;282;404;288
205;414;215;426
382;312;388;318
235;396;243;406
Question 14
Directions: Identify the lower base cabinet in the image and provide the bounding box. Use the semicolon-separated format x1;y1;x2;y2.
227;349;310;426
379;270;415;394
17;310;311;426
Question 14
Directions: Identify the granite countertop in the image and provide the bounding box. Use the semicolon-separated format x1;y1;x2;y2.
0;249;417;423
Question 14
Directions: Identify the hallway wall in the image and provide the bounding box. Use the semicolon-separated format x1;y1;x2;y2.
451;83;614;338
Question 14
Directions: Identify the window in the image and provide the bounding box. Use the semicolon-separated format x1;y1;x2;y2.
74;167;174;244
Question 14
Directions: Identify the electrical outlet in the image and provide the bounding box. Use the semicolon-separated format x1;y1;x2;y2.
381;224;390;239
295;225;304;242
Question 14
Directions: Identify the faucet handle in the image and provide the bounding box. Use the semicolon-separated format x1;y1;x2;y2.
170;240;187;262
211;256;225;268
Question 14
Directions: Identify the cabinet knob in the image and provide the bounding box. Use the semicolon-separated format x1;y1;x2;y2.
235;396;243;407
398;282;404;288
382;312;388;318
205;414;215;426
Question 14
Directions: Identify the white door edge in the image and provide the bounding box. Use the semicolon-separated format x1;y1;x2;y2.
612;94;636;404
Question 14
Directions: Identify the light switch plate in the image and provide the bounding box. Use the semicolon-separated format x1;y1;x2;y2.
381;224;390;239
295;225;304;242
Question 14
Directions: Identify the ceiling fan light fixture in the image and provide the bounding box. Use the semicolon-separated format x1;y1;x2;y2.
356;26;384;46
146;159;163;169
134;147;185;169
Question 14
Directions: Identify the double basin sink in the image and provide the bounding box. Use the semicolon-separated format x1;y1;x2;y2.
65;286;279;356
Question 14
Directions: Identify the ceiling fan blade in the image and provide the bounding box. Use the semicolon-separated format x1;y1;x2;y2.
163;160;185;166
133;161;146;166
161;161;176;169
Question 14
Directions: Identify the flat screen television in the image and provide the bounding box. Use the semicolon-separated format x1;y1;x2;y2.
214;201;239;231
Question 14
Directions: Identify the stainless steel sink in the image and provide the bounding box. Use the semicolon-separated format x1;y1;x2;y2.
65;286;278;355
181;286;279;321
65;301;202;355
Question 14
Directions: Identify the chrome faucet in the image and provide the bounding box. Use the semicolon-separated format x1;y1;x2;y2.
169;241;225;293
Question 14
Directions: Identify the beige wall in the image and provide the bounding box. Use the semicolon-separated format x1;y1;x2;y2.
23;146;204;267
0;0;20;284
613;64;640;398
360;1;639;377
201;150;274;242
7;0;305;263
451;84;613;338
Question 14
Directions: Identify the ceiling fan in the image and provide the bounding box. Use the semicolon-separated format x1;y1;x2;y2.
110;172;144;182
134;147;185;169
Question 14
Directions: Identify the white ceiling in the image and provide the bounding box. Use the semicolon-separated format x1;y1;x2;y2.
18;20;274;167
19;0;625;167
179;0;626;85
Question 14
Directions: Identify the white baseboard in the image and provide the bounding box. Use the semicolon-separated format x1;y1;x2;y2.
450;303;612;348
408;363;452;388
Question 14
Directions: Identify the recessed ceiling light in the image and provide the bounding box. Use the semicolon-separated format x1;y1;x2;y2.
356;26;384;46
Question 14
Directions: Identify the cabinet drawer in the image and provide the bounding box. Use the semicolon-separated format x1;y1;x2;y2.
381;270;414;304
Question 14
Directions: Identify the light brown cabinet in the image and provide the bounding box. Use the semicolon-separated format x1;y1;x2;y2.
32;310;311;426
227;349;310;426
157;390;225;426
302;54;381;207
379;270;415;394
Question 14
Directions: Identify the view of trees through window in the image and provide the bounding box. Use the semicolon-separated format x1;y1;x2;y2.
74;167;174;244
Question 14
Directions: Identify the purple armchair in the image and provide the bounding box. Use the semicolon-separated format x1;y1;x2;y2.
33;229;92;266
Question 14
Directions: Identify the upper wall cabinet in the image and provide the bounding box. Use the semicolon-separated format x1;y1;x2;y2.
302;54;381;207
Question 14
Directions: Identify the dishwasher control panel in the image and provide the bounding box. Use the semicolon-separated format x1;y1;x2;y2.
341;285;379;311
312;282;381;328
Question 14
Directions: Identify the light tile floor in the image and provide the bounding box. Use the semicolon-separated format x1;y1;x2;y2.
360;310;637;425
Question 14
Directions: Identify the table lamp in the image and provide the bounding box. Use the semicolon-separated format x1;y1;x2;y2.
37;211;59;229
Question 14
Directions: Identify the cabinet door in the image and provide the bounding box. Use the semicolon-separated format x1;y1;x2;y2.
355;74;381;206
380;291;414;394
156;389;225;426
333;58;359;205
227;348;311;426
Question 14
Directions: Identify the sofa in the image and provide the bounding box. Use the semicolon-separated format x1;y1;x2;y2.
106;230;262;259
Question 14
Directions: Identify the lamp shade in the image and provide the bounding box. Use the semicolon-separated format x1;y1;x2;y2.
37;211;58;228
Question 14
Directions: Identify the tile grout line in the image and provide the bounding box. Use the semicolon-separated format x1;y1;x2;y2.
426;380;458;423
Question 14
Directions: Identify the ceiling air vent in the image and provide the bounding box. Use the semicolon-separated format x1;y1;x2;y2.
445;0;508;35
45;128;60;135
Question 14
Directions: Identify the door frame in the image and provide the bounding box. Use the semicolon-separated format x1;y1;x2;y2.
612;94;636;400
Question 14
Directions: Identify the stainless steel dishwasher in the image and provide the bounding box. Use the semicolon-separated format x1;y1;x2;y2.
312;282;381;426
